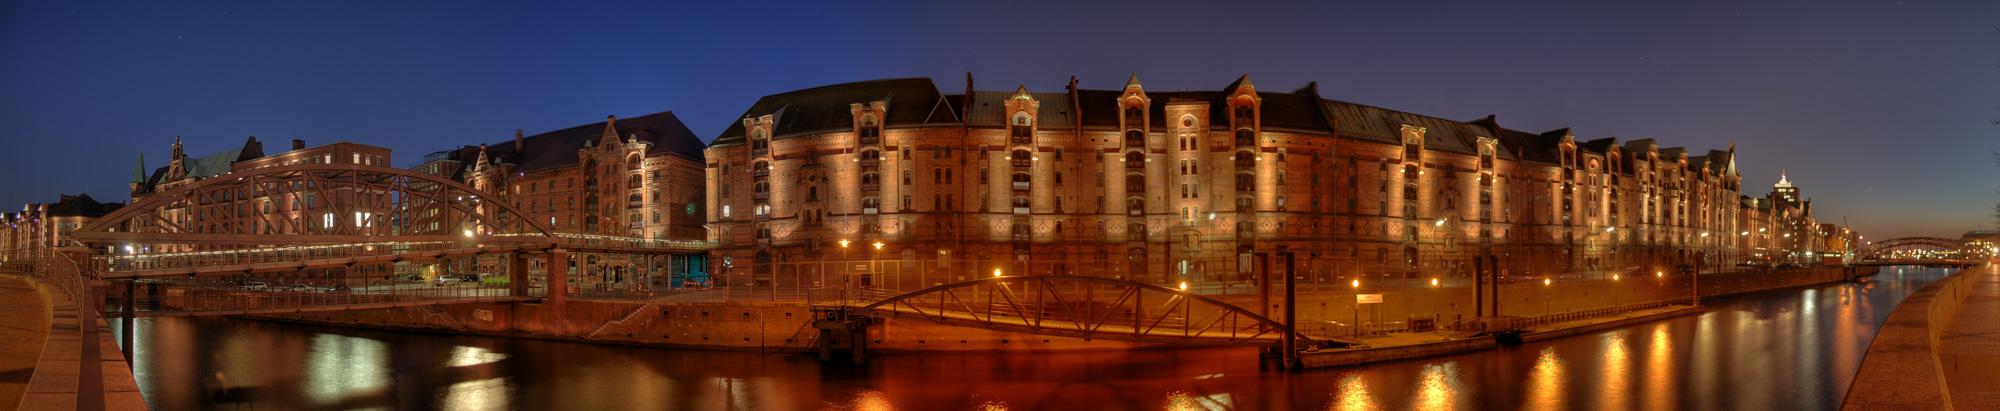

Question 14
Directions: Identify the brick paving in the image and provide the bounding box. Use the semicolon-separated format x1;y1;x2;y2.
0;275;51;410
1939;265;2000;410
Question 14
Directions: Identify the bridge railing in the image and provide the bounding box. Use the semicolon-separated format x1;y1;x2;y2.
96;239;532;274
105;276;542;316
552;233;707;252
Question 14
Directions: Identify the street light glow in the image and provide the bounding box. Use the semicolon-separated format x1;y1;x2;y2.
1351;279;1360;287
839;239;850;248
994;268;1003;277
872;241;884;249
1431;278;1438;286
1179;281;1188;290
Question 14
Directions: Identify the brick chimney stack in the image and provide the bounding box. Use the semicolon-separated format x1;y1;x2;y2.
293;139;305;150
515;130;524;151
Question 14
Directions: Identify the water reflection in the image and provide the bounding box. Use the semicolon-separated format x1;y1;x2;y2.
1409;362;1464;410
1644;324;1675;410
1523;348;1567;410
1327;374;1379;411
1596;331;1630;410
115;266;1957;410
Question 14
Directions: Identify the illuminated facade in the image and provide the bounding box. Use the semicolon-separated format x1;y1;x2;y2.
704;76;1813;286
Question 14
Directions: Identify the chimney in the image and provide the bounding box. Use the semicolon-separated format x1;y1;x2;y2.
515;130;525;151
293;139;305;150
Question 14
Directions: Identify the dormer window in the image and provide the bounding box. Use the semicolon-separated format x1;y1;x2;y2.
858;116;880;144
1011;114;1033;144
1124;107;1142;121
1234;106;1253;124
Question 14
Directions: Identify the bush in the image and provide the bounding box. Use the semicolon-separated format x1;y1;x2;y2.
481;277;511;287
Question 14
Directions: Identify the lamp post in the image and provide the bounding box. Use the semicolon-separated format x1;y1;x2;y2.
838;239;851;302
871;241;884;293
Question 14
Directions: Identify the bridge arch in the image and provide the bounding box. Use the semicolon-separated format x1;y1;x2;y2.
76;162;553;247
852;275;1319;347
71;163;560;278
1848;237;1973;263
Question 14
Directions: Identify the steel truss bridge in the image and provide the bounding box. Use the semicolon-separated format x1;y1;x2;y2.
1847;237;1993;267
50;163;700;317
839;275;1320;347
18;162;1314;350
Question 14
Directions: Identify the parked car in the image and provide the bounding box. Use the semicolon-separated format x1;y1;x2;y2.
241;282;268;291
324;285;351;293
288;284;315;292
434;277;462;287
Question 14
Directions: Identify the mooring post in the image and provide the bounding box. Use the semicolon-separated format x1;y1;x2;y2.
123;279;135;370
1282;252;1297;369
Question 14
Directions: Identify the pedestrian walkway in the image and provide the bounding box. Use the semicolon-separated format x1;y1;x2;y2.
0;275;50;410
1939;265;2000;410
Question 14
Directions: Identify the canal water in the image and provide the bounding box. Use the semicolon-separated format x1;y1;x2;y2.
115;266;1952;410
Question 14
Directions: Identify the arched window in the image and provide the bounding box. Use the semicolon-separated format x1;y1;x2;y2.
1236;173;1254;192
1235;151;1255;167
1238;221;1256;239
862;197;880;210
1125;151;1144;168
860;150;880;161
1127;224;1147;241
1236;129;1254;146
628;174;642;187
1126;174;1145;193
1127;197;1144;216
1124;107;1142;121
1011;196;1030;208
1011;149;1032;167
1236;196;1253;210
628;155;642;170
1125;130;1144;148
1011;172;1031;185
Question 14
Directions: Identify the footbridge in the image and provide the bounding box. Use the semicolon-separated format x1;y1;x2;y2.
821;275;1323;348
37;162;702;317
1848;237;1993;267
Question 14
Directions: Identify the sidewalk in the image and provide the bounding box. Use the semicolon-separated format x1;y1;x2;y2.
0;275;50;410
1938;265;2000;410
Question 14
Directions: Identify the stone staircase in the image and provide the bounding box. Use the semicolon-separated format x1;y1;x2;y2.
587;304;661;340
418;305;469;331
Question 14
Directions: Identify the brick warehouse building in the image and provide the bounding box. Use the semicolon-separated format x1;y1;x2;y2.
415;111;709;285
703;75;1823;288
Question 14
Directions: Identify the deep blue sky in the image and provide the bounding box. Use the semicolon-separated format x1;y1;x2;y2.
2;0;1996;239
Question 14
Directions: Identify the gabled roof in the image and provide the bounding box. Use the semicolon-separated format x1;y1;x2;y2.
477;111;704;174
46;193;113;218
711;78;951;147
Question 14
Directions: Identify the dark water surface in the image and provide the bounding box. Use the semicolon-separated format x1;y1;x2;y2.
117;266;1952;410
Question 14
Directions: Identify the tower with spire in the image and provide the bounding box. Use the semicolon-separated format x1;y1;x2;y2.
129;152;147;197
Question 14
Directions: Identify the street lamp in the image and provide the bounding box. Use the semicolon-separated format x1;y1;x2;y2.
838;239;851;301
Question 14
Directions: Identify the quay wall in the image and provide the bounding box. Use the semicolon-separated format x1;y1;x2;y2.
252;265;1877;354
250;298;1147;353
1841;265;1980;410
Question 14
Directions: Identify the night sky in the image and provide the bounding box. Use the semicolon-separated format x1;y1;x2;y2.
2;1;1996;240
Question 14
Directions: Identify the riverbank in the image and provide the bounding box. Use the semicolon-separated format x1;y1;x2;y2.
241;266;1876;364
4;274;144;410
1296;265;1877;369
0;275;49;410
1843;262;1994;410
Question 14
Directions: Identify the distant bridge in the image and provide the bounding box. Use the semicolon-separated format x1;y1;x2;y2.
1847;237;1990;267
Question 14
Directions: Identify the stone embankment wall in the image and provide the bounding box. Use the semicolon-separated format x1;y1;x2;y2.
254;266;1875;353
253;299;1146;353
1842;266;1980;410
